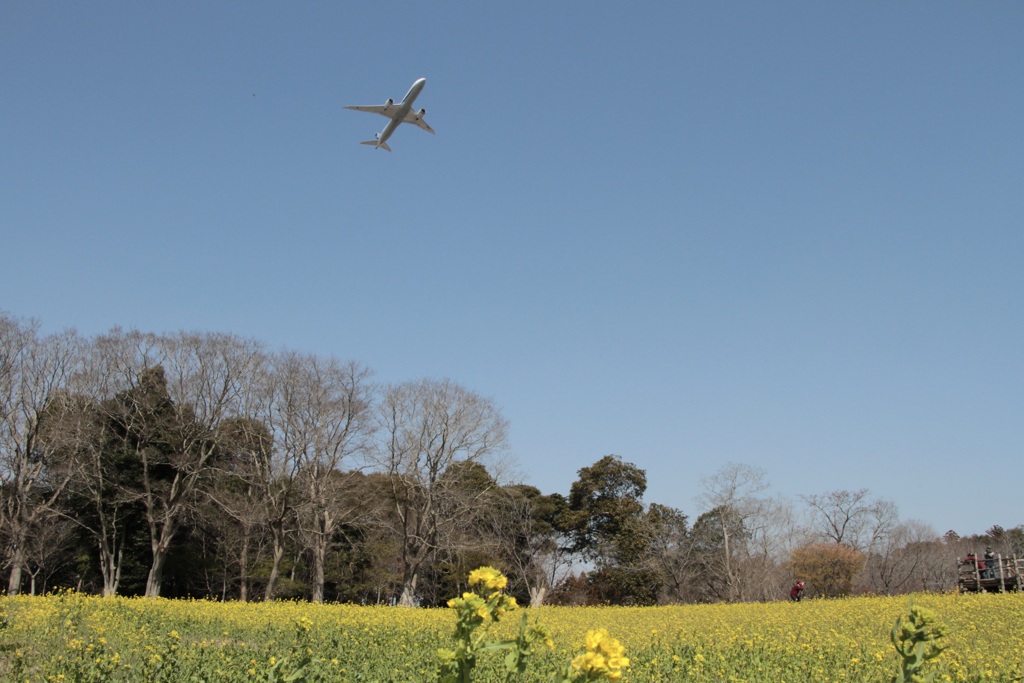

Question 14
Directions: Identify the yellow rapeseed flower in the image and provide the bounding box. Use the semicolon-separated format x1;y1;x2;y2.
467;566;508;592
572;628;629;681
4;583;1024;681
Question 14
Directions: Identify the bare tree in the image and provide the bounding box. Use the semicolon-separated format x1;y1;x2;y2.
62;329;161;597
280;353;375;603
20;515;76;595
913;534;962;592
150;332;267;597
375;379;508;606
0;315;84;594
92;329;266;597
738;494;797;601
232;355;302;601
800;488;899;553
696;462;769;602
486;485;568;607
54;389;132;597
203;415;275;601
859;519;939;595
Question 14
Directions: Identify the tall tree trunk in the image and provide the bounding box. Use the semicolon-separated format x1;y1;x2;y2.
143;471;188;598
722;524;735;602
99;538;123;597
238;536;249;602
145;548;168;597
145;523;177;597
6;549;24;596
312;552;325;603
311;533;326;603
399;571;418;607
264;526;285;601
6;524;26;595
310;510;331;603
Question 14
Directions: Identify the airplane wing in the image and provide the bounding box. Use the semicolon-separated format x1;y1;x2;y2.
344;104;394;118
403;112;435;134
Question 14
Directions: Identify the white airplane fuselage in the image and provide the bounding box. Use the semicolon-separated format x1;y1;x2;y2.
345;78;433;152
375;78;425;148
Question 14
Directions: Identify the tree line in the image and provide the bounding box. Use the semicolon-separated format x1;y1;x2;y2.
2;313;1021;605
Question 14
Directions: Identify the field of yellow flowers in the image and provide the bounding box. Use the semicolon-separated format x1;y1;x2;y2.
1;589;1022;682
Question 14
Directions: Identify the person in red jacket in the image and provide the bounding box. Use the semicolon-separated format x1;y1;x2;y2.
790;580;805;602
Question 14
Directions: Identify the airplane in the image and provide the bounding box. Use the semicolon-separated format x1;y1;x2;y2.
345;77;434;152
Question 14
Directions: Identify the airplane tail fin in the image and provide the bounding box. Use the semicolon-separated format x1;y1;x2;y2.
360;139;391;152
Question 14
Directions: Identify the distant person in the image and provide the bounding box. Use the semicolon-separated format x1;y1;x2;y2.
790;580;805;602
983;547;996;579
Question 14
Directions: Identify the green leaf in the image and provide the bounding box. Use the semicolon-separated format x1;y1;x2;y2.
504;648;519;673
479;639;517;652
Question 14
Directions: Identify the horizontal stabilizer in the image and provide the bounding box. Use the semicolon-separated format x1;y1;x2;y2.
360;139;391;152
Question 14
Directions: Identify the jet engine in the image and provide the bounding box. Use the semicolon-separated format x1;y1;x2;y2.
416;108;426;118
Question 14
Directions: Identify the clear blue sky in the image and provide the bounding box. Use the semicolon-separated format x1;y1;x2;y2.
3;2;1022;536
